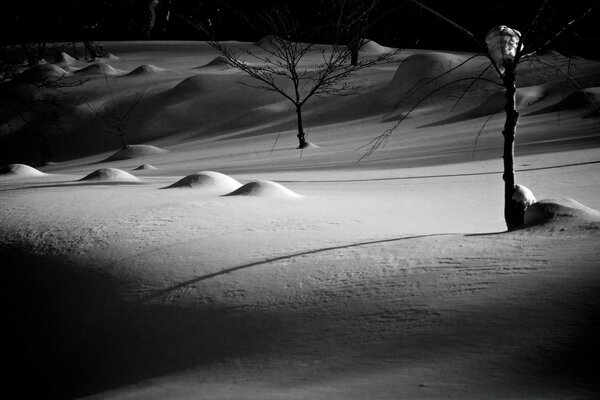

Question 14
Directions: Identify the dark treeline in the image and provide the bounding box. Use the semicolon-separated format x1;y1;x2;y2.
1;0;598;57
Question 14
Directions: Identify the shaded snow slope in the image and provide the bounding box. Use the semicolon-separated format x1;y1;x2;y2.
74;63;125;76
524;198;600;228
163;171;241;192
225;180;300;198
133;164;158;170
124;64;167;76
104;145;168;161
0;163;46;177
80;168;140;182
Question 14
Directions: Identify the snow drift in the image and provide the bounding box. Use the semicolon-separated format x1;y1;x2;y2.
79;168;140;182
18;64;68;82
163;171;242;192
133;164;158;171
224;180;299;198
0;163;46;177
75;63;125;76
124;64;167;76
524;198;600;227
103;145;168;161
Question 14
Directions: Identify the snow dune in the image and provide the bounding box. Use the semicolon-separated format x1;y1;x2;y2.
103;145;168;161
79;168;140;182
1;40;600;400
0;163;46;177
163;171;242;192
224;180;300;198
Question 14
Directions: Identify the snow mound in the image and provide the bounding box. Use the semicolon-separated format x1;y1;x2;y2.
197;56;232;69
103;145;168;161
133;164;158;171
254;35;291;50
18;64;68;81
224;180;299;198
421;85;546;127
164;171;242;192
527;87;600;116
513;185;536;206
80;168;140;182
75;63;124;76
360;39;393;55
125;64;167;76
0;163;46;177
54;52;83;67
524;198;600;228
388;52;491;98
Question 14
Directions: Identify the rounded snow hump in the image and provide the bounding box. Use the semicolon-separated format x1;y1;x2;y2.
524;198;600;229
0;164;47;178
163;171;242;193
104;145;168;162
80;168;140;182
224;180;300;198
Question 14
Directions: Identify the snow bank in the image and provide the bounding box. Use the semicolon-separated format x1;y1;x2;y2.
104;145;168;161
360;39;394;55
18;64;68;82
196;56;232;69
388;52;493;100
224;180;299;198
75;63;125;76
524;198;600;227
54;52;84;68
528;87;600;116
163;171;242;192
79;168;140;182
133;164;158;171
0;163;46;177
124;64;167;76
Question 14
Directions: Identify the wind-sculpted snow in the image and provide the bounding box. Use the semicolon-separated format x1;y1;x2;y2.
124;64;167;76
224;180;300;198
524;198;600;228
80;168;140;182
74;63;125;76
104;145;168;162
163;171;242;193
0;163;46;178
133;164;158;171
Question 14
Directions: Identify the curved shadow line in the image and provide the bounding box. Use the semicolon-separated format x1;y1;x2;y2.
275;160;600;183
140;232;462;303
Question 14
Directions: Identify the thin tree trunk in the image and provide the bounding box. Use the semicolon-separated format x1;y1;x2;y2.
119;133;127;150
296;104;307;148
350;48;359;66
502;66;521;230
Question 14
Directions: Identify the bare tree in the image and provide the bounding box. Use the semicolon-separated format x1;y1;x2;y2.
364;0;598;230
84;73;144;150
1;49;87;165
208;6;401;149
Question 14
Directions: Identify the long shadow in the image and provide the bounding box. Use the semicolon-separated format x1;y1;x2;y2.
141;233;458;303
3;248;286;400
275;160;600;183
5;234;600;399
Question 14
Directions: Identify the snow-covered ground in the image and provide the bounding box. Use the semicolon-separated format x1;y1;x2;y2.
2;41;600;399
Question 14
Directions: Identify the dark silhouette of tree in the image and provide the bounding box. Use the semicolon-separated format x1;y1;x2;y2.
208;5;401;149
84;73;144;150
363;0;598;230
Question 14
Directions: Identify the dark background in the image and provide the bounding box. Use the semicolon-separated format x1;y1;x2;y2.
1;0;599;58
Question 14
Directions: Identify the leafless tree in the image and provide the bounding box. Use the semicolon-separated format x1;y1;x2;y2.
363;0;598;230
1;50;87;165
208;6;401;149
84;73;144;150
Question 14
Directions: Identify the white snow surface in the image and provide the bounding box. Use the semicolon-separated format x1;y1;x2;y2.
1;40;600;400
